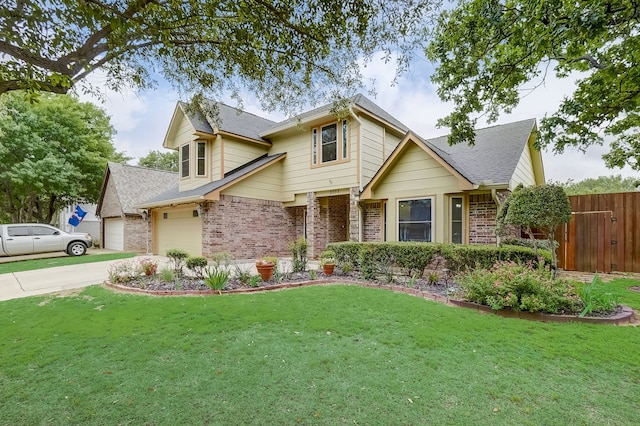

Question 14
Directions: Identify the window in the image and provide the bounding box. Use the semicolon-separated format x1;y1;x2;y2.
451;197;463;244
321;123;337;163
8;226;30;237
181;144;190;178
32;226;59;236
398;198;432;242
196;142;206;176
342;120;348;159
312;129;318;164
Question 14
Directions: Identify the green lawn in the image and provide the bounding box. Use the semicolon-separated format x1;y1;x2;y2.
0;252;136;274
1;280;639;425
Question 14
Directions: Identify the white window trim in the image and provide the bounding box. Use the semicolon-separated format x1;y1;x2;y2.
397;196;434;242
311;121;349;166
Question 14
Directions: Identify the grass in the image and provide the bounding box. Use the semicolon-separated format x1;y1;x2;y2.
0;280;639;425
0;252;136;274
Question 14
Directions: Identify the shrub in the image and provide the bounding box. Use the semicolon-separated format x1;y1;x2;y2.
204;267;230;291
501;237;558;252
358;244;378;281
458;261;580;314
158;266;175;282
138;257;158;276
577;275;618;317
186;256;209;278
107;260;138;283
289;237;308;273
211;251;232;268
166;248;189;275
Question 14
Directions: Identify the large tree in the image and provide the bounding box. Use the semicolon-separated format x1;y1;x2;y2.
138;150;178;172
426;0;640;170
558;175;640;196
0;92;126;223
1;0;438;114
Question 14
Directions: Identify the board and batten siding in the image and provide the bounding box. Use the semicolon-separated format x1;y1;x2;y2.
222;161;284;201
369;143;463;243
360;116;402;188
223;139;268;174
271;124;358;200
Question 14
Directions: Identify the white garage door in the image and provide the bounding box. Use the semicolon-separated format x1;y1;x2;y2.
154;206;202;256
104;217;124;251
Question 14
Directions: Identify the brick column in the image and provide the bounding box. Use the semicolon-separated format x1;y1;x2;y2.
306;192;321;258
349;186;360;242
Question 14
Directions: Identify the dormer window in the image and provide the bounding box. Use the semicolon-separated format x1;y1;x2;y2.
196;142;206;176
312;121;348;165
180;144;190;178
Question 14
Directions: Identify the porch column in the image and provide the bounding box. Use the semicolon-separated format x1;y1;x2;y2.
349;186;360;242
306;192;322;258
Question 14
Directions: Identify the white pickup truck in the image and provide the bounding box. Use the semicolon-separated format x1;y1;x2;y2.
0;224;93;257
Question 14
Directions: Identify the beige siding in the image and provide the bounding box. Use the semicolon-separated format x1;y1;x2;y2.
271;122;358;199
223;138;269;174
212;136;223;180
166;111;194;150
509;143;536;189
153;204;202;256
222;162;285;201
360;117;385;187
370;143;462;243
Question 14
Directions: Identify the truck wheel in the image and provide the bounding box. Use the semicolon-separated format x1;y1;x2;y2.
67;242;87;256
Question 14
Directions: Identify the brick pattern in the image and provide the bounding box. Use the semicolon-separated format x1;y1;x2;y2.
363;202;383;242
123;215;149;253
349;186;360;241
468;193;498;245
327;195;349;244
201;195;300;259
306;192;321;258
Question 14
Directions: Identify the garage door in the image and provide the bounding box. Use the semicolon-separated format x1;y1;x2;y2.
154;206;202;256
104;217;124;251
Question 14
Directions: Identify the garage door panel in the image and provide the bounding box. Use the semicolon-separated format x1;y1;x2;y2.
104;218;124;251
155;207;202;256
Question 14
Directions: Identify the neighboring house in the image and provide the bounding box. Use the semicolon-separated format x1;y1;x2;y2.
99;94;544;258
56;203;100;242
96;163;176;252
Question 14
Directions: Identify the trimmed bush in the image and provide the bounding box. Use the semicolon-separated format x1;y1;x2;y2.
186;256;209;278
501;237;558;252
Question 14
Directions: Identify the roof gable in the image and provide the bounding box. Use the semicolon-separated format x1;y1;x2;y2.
97;162;177;215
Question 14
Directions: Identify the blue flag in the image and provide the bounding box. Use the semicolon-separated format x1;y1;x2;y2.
68;205;87;227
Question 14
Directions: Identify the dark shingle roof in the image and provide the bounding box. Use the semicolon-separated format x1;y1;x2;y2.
263;93;409;134
103;162;177;214
182;101;277;142
137;153;286;207
422;119;537;184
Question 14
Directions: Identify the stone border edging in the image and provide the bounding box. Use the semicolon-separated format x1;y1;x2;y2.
104;280;637;325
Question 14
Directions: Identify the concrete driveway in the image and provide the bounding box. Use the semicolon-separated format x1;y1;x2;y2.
0;252;168;302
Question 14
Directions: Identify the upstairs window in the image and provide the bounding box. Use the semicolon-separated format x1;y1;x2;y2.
196;142;206;176
321;123;337;163
181;144;190;178
312;121;348;165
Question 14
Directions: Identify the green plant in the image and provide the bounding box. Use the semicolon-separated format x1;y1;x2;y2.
358;245;377;281
578;274;618;317
458;261;581;314
249;275;261;288
159;266;175;282
234;264;253;285
203;267;230;291
427;272;439;285
309;269;317;280
320;249;336;266
107;260;138;283
211;251;232;268
138;257;159;276
166;248;189;275
186;256;209;278
289;237;308;273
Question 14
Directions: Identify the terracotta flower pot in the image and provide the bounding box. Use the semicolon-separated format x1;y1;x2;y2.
322;264;335;275
256;262;275;281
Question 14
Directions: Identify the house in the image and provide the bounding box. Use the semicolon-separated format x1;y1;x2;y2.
96;162;176;252
98;94;544;258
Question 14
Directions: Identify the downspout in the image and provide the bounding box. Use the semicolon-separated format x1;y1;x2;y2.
491;189;502;247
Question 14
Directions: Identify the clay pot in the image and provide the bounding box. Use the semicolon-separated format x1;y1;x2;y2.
256;262;275;281
322;264;335;275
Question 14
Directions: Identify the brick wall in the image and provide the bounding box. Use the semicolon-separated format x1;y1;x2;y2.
123;215;148;253
363;202;383;242
201;195;300;259
348;187;360;241
468;193;498;245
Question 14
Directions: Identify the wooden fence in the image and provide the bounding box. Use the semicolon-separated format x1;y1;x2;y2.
555;192;640;273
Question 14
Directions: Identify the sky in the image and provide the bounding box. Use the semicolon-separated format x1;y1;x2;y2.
79;55;639;183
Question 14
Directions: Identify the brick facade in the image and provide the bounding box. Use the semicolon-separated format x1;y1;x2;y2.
123;215;149;253
363;202;383;242
349;187;360;242
468;193;498;245
199;195;306;259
